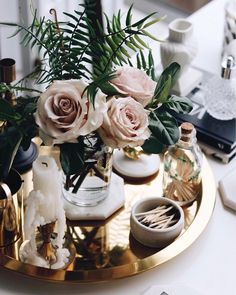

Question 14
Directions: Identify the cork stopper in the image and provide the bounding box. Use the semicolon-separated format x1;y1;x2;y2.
180;122;194;142
0;58;16;83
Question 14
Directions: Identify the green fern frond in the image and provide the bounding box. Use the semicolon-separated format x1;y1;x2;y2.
0;1;162;94
135;50;156;80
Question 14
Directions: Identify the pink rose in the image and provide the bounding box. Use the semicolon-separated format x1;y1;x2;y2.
35;80;107;145
99;97;150;148
110;66;156;107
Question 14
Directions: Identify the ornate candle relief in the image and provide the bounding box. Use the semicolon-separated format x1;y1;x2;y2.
19;156;71;269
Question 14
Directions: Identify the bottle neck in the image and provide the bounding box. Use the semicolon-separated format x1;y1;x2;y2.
177;127;197;148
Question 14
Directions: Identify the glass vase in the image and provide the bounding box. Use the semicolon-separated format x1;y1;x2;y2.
62;134;113;207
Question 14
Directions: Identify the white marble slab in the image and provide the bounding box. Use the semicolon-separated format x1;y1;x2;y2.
63;173;125;220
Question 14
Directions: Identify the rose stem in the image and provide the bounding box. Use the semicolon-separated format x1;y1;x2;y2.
72;162;95;193
92;165;108;182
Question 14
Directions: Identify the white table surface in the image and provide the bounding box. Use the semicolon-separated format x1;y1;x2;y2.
1;0;236;294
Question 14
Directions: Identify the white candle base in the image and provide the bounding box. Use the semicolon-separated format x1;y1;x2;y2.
113;150;160;181
19;239;72;269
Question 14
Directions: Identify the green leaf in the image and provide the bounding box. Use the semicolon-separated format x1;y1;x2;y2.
106;36;117;52
125;40;137;52
136;54;141;69
126;4;133;26
141;29;162;42
63;12;79;23
163;95;193;114
0;99;22;121
142;136;165;154
98;82;124;96
130;36;143;50
120;46;131;58
131;12;156;28
154;74;172;103
60;140;85;175
8;27;23;38
104;13;112;33
0;126;22;180
22;102;37;115
143;17;162;29
149;110;179;145
140;50;146;69
151;62;181;105
157;62;180;90
134;34;149;49
148;50;155;80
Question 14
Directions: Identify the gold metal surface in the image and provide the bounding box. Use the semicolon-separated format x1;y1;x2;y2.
0;149;216;283
0;169;23;247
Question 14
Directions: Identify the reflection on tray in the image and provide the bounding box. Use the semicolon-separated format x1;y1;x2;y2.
0;155;215;282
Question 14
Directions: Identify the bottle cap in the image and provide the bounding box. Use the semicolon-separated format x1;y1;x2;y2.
221;55;235;79
180;122;194;142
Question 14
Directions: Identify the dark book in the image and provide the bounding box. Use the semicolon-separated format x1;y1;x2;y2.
171;69;236;154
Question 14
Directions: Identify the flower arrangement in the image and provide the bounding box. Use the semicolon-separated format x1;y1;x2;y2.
0;1;192;183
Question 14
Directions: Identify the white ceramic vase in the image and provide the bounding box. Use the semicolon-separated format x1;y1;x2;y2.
160;18;202;96
160;18;197;75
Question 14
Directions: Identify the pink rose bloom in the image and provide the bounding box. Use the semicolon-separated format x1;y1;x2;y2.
35;80;107;145
99;97;151;148
110;66;156;107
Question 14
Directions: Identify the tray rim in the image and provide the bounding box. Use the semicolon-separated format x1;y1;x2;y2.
0;156;216;283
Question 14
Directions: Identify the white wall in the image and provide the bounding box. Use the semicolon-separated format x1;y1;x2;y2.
0;0;30;79
0;0;85;80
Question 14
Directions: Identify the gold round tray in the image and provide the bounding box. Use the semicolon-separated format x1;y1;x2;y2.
0;153;215;283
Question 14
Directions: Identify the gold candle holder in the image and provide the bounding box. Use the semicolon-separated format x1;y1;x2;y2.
0;58;16;104
0;169;23;247
37;221;57;265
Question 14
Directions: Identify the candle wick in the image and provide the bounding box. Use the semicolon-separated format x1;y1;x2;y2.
42;162;48;167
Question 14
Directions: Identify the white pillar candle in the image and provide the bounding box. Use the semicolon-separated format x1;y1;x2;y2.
32;155;62;223
21;155;68;268
33;155;61;197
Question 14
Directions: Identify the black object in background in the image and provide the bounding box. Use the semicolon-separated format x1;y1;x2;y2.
171;69;236;154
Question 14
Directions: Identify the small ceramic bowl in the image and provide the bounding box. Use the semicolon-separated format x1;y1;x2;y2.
130;197;184;248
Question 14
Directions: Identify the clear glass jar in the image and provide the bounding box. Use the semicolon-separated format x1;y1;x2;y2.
62;134;113;207
162;122;202;206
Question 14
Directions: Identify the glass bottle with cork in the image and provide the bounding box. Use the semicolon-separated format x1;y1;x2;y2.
162;122;202;206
